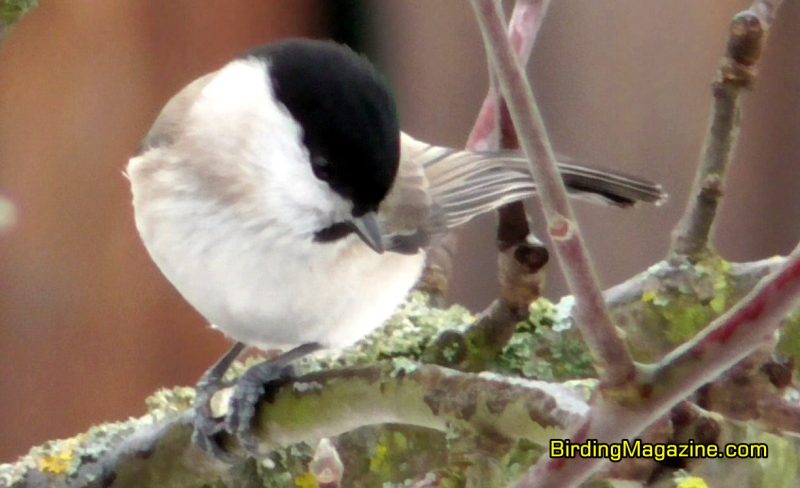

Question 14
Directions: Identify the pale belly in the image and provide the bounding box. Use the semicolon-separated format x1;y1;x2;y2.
146;225;426;350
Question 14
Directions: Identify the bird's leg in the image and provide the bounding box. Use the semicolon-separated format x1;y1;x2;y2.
226;342;322;456
192;341;246;461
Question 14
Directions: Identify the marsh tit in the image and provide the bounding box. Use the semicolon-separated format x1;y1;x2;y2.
126;38;665;458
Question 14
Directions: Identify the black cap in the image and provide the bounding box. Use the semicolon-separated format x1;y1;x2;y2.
245;39;400;214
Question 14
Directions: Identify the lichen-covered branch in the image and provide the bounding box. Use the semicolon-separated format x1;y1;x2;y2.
469;0;636;388
0;363;589;487
464;0;798;484
4;2;799;486
246;364;586;453
650;242;800;407
518;241;800;487
669;0;782;258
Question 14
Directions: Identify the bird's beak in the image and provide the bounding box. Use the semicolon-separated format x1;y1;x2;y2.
351;211;384;254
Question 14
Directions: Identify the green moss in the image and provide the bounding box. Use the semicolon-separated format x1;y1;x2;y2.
641;255;736;346
294;471;318;488
496;298;595;381
0;405;196;487
369;430;410;480
659;298;719;343
674;474;710;488
500;439;545;485
311;292;472;372
777;310;800;375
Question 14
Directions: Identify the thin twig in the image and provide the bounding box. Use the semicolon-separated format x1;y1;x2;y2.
456;0;553;368
669;0;782;258
420;0;550;301
466;0;550;151
469;0;636;388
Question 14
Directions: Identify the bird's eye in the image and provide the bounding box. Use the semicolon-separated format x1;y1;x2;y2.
311;156;332;181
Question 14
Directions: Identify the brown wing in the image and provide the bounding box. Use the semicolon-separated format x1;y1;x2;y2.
377;134;440;254
380;133;666;253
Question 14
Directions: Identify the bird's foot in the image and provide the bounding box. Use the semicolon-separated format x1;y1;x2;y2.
193;374;236;462
192;342;320;461
192;342;245;462
225;360;296;456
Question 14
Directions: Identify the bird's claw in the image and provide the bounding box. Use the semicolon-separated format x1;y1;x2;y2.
192;375;239;463
192;359;294;461
225;361;295;457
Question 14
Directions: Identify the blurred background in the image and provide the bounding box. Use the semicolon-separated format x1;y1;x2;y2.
1;0;798;462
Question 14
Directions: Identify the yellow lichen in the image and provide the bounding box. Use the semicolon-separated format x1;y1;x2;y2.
369;444;390;474
37;445;75;475
641;289;658;304
294;471;318;488
675;475;709;488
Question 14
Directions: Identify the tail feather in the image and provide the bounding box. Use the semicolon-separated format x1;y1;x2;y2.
405;135;666;231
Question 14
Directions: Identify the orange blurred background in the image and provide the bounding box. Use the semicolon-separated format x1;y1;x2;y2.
1;0;798;461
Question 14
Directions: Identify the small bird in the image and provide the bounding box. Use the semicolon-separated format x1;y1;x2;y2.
127;38;664;458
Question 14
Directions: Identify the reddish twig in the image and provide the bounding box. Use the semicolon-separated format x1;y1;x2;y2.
469;0;636;388
466;0;550;151
421;0;550;302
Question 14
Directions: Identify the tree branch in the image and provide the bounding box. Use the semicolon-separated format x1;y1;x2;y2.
420;0;550;303
465;0;550;151
3;2;797;486
516;240;800;487
469;0;636;388
669;0;783;258
0;364;589;487
650;245;800;408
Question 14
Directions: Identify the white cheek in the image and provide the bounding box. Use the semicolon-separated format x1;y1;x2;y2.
183;57;351;234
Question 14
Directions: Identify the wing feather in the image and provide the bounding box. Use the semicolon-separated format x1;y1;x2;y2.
380;133;665;252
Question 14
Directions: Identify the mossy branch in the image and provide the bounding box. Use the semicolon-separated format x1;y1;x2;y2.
519;247;800;487
0;363;589;488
